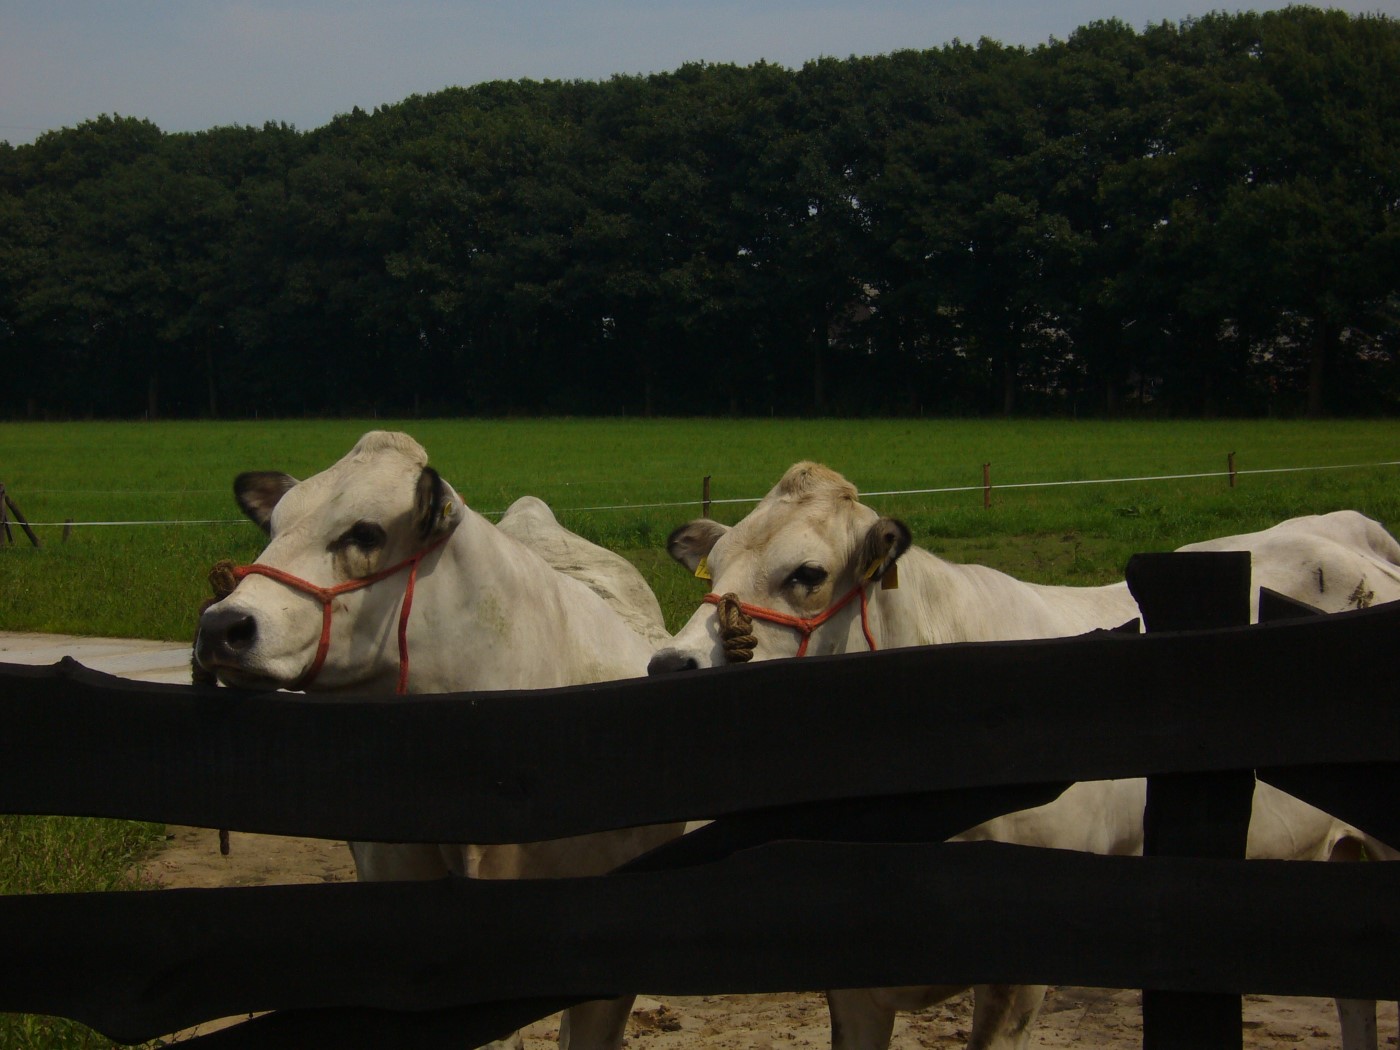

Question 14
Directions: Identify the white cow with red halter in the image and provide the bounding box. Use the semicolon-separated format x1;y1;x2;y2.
195;430;683;1050
649;460;1400;1050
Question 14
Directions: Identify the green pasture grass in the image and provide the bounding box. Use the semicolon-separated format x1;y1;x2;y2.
0;816;161;896
3;418;1400;637
0;816;163;1049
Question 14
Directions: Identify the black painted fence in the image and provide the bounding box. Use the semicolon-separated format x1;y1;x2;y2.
1;553;1397;1049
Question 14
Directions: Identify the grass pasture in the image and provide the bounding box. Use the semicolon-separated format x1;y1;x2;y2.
2;416;1400;1047
3;417;1400;639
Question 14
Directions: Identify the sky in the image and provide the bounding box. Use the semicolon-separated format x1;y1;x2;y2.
3;0;1398;147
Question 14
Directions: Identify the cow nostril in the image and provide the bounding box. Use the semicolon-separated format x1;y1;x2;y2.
224;614;257;652
200;606;258;658
647;650;699;676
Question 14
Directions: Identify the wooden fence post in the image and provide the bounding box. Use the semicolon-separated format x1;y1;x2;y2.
1126;550;1254;1050
0;483;42;548
982;463;992;509
1228;451;1237;489
702;476;712;519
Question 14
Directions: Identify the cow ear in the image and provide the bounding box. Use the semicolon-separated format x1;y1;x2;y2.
414;466;461;540
234;472;298;534
666;519;729;575
860;517;912;585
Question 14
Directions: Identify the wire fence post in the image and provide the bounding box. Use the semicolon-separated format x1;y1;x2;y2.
702;476;712;519
0;483;42;548
1227;452;1237;489
982;463;992;509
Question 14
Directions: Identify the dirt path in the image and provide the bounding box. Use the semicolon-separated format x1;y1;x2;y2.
138;828;1397;1049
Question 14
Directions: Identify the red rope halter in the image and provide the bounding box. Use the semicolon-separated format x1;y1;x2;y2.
701;582;877;658
230;532;451;694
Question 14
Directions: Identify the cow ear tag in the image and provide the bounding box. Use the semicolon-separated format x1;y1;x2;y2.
438;499;459;533
694;555;712;581
863;557;899;590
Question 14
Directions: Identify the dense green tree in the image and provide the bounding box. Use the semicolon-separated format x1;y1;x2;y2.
1;9;1396;419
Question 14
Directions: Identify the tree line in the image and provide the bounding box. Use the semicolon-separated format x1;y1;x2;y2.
2;6;1397;420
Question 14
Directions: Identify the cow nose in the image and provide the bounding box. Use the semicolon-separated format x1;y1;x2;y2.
197;605;258;660
647;649;699;675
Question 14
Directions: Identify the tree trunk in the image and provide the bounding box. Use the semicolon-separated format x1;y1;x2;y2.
205;344;219;418
1001;352;1017;416
1306;320;1333;419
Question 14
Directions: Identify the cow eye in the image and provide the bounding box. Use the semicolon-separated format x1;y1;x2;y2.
340;521;386;551
789;564;829;589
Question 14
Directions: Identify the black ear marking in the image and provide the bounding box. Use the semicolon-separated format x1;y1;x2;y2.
861;517;912;582
414;466;457;539
234;472;297;534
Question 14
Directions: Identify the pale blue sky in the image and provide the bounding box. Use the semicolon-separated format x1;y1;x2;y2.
4;0;1397;146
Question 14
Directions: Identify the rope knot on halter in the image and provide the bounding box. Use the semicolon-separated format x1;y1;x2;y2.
702;582;878;663
714;593;757;663
191;560;242;688
208;560;239;603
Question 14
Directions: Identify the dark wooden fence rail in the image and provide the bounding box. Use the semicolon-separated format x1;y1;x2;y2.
1;554;1398;1048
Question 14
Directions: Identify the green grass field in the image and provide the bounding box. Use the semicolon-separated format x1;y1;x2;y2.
3;416;1400;1046
3;417;1400;638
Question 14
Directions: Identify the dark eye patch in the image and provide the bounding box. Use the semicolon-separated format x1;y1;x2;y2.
332;521;386;553
789;564;829;589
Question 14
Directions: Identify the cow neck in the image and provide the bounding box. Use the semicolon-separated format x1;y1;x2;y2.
232;531;452;694
703;581;877;659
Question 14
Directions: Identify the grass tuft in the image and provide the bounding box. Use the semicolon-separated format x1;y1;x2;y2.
0;817;164;1048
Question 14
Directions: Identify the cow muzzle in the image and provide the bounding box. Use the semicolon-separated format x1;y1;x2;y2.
196;604;258;665
647;648;701;675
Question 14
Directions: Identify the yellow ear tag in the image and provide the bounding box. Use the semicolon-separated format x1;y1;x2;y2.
694;555;712;581
863;558;899;590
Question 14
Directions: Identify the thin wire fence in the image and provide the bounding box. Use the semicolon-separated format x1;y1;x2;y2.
19;459;1400;529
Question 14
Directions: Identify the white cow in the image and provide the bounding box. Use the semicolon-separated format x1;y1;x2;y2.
649;461;1400;1050
195;430;683;1050
1178;510;1400;615
496;495;672;651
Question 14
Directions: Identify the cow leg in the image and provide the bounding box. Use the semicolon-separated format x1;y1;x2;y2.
1337;998;1378;1050
558;996;635;1050
828;986;967;1050
347;841;451;881
966;984;1047;1050
828;988;898;1050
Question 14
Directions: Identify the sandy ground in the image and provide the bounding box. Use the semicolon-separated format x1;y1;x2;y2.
6;634;1396;1048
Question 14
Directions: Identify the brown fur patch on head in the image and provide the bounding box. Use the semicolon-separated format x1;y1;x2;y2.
771;461;859;504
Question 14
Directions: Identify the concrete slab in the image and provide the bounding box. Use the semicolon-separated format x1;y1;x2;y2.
0;631;194;684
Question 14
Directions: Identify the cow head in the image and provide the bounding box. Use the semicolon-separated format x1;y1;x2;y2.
195;431;464;691
648;461;910;673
